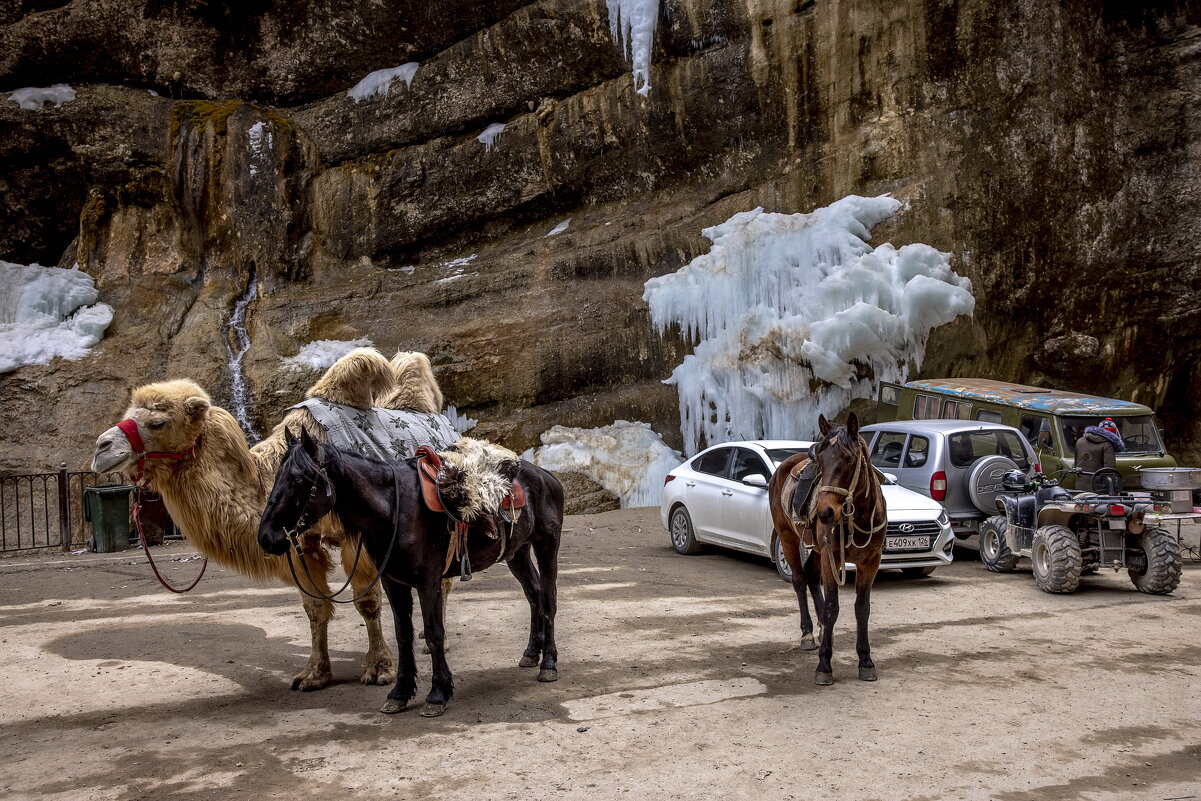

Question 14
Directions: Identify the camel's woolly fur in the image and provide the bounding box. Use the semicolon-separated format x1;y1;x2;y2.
304;347;393;410
439;437;520;522
127;380;296;582
379;351;444;413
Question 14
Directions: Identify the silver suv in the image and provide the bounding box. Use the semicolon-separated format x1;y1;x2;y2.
859;420;1038;538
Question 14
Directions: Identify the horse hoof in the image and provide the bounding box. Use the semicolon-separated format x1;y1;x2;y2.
519;655;539;668
858;666;878;682
379;698;408;714
814;671;834;686
419;702;447;718
799;635;817;651
537;668;559;683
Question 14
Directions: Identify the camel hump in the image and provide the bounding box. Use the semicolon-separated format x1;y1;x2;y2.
304;347;394;410
379;351;444;414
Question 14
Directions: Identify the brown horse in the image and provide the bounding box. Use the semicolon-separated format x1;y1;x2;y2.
768;412;887;685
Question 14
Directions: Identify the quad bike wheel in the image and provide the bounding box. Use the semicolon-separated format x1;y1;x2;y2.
1031;524;1082;594
979;515;1019;573
1128;526;1182;595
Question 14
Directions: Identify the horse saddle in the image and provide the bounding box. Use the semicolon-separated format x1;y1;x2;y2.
781;447;820;548
414;445;527;519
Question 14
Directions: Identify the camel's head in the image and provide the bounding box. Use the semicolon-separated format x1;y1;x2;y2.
91;380;212;475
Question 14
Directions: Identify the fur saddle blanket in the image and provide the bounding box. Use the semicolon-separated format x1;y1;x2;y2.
289;398;459;462
434;438;522;525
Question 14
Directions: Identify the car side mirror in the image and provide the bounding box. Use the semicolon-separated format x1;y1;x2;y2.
742;474;768;488
882;472;898;484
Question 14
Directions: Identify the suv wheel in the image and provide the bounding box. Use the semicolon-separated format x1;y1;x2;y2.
979;515;1019;573
1031;524;1082;593
1128;526;1182;595
669;506;701;555
967;455;1020;515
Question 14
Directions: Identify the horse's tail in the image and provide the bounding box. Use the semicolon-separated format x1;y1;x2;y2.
305;347;394;410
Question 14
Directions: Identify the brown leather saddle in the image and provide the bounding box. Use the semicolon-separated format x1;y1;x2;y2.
414;446;527;580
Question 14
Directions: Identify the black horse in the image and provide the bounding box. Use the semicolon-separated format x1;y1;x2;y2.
257;429;564;717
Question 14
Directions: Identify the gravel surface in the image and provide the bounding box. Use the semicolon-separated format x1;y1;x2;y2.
1;507;1198;800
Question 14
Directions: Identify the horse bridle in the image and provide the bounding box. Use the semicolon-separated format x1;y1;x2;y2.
281;445;399;605
807;434;886;585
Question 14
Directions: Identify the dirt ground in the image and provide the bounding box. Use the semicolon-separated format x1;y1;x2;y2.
1;507;1199;801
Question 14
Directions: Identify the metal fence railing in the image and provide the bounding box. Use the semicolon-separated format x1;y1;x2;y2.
0;465;137;553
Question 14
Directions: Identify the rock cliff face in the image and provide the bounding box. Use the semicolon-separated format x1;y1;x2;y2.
3;0;1201;475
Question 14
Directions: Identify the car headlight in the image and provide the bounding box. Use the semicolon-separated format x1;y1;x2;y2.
936;510;949;527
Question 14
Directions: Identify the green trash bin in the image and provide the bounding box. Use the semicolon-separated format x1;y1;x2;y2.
83;484;134;553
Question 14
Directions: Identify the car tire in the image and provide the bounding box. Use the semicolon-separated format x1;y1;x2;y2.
772;534;806;583
669;506;702;555
1128;526;1182;595
901;566;937;578
978;515;1019;573
1031;524;1082;594
967;455;1020;516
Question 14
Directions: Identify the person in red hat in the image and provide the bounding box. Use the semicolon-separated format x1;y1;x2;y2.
1075;417;1124;491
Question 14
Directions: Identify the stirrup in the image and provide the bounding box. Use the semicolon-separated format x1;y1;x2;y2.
459;552;472;582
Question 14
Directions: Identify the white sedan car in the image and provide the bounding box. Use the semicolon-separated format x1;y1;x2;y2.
659;440;955;581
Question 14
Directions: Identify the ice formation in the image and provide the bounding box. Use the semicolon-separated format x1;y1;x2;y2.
545;219;571;237
526;421;682;508
643;195;975;454
282;338;375;371
10;85;76;110
477;123;506;151
606;0;659;95
0;262;113;373
446;405;478;434
247;121;273;176
348;63;419;103
223;271;259;441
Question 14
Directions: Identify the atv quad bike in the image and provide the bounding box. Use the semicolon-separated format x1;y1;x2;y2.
979;470;1182;595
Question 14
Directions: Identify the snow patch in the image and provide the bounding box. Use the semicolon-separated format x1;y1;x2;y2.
477;123;506;151
643;195;975;454
10;85;76;110
545;219;571;237
606;0;659;95
446;405;478;434
526;421;682;508
0;262;113;373
348;63;419;103
440;255;477;270
282;339;375;372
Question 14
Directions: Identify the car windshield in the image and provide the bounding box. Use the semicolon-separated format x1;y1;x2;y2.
945;430;1031;469
1058;415;1165;455
765;447;807;465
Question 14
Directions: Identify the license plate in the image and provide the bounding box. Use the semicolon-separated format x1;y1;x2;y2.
886;535;930;552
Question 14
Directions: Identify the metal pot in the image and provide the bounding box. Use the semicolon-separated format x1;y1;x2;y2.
1137;467;1201;490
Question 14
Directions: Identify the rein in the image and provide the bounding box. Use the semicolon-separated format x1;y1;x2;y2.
282;452;399;604
803;436;886;586
115;417;210;592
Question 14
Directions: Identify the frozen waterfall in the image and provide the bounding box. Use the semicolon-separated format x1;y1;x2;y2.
643;195;975;454
222;269;260;443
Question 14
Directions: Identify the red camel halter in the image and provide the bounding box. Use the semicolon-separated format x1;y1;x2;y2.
116;418;206;487
115;417;209;592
